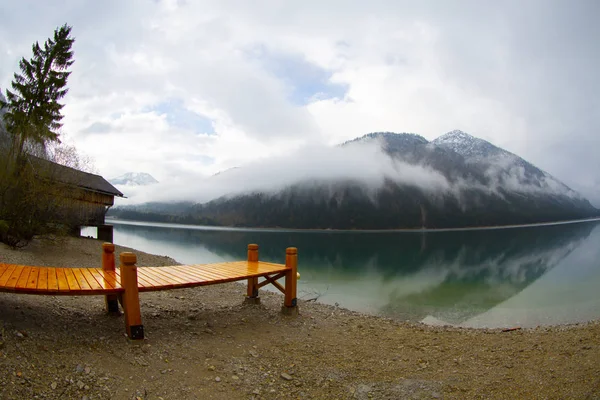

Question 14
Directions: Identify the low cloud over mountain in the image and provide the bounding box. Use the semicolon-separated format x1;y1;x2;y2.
110;130;598;229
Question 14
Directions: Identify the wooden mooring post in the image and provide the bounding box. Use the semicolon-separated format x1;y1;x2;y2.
245;244;261;304
119;252;144;340
101;243;120;314
281;247;299;316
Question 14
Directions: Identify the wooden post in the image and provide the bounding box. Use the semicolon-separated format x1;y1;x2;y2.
245;244;260;304
119;252;144;340
102;243;119;314
281;247;299;316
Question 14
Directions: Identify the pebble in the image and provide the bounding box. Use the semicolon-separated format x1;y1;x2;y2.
280;372;293;381
215;376;221;382
208;365;215;371
77;380;85;389
51;382;57;390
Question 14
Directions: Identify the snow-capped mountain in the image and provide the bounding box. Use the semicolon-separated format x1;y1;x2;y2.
110;130;598;229
110;172;158;186
432;130;581;199
432;130;502;160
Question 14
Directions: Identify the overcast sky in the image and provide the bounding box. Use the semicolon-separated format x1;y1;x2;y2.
1;0;599;204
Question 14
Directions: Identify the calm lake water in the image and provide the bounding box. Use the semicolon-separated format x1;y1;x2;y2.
83;219;600;328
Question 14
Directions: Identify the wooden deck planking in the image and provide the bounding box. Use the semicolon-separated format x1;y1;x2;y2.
15;267;32;289
56;269;70;291
136;268;175;288
47;268;59;291
128;269;157;289
26;267;40;290
152;265;221;284
73;269;92;291
63;268;81;291
146;266;191;285
88;268;120;290
173;265;234;282
0;264;17;286
204;261;286;276
162;265;215;281
1;261;290;295
78;268;103;291
5;267;25;288
37;268;48;291
193;263;260;278
170;266;240;284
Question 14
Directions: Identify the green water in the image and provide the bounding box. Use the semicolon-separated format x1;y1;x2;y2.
84;219;600;328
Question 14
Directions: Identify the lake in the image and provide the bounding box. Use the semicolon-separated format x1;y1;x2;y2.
83;219;600;328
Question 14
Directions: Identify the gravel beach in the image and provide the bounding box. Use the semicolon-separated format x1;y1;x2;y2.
1;236;599;399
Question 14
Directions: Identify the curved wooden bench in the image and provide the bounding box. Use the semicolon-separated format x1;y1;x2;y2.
0;244;298;339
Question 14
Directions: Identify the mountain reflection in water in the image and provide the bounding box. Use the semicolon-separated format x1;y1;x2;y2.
88;219;600;327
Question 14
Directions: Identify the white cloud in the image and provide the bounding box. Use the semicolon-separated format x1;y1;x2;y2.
116;139;452;205
1;0;598;205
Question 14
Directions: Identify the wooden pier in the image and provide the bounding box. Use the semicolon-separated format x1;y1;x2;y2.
0;244;299;339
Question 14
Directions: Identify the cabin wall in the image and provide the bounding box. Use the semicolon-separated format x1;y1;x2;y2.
53;186;115;227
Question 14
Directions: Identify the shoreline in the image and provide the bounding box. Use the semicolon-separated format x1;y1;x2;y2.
1;236;599;399
106;215;600;234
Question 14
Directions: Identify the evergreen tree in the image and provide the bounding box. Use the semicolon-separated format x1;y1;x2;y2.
0;24;74;158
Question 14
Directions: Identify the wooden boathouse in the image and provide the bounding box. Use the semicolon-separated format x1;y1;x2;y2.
28;155;123;241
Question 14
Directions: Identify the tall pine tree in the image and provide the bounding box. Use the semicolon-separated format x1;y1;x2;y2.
0;24;74;158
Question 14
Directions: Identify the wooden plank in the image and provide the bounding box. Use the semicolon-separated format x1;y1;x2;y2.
136;268;173;288
0;264;17;286
96;269;121;289
170;266;239;285
169;266;232;284
37;268;48;291
15;266;32;289
207;262;251;273
194;263;250;277
26;267;40;290
147;266;194;284
5;266;25;288
164;265;234;284
215;261;286;275
143;267;189;286
123;268;154;289
188;262;285;282
151;266;194;283
134;274;155;289
0;264;8;279
56;269;70;291
202;261;287;278
47;268;59;291
88;268;119;290
78;268;103;291
63;268;81;291
73;269;92;290
153;266;213;284
176;265;231;282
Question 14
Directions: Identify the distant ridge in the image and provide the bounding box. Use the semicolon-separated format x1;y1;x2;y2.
109;130;598;229
110;172;158;186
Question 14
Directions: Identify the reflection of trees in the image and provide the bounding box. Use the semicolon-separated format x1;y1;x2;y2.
113;221;597;323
